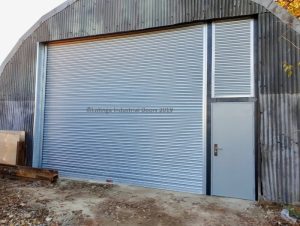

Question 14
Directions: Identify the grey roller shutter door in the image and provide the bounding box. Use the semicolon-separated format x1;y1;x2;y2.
212;20;254;97
43;25;206;193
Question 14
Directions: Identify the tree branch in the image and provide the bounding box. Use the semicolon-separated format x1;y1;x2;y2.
281;35;300;50
251;0;300;34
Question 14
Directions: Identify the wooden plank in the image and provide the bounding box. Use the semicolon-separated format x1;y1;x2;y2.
0;130;25;141
0;164;58;182
16;141;26;166
0;133;19;165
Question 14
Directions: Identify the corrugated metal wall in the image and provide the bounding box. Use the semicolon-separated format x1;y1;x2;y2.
258;13;300;204
0;0;265;166
0;0;299;203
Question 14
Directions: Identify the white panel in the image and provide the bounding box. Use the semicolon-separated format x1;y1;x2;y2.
212;20;254;97
42;25;206;194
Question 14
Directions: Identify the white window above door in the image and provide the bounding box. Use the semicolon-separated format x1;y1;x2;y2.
212;19;254;98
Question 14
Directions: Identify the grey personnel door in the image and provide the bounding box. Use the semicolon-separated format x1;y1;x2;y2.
211;102;255;200
211;19;255;200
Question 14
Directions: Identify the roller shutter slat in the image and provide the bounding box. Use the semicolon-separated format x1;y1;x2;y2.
42;25;205;193
213;20;254;97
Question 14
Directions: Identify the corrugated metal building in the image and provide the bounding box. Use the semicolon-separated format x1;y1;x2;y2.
0;0;299;203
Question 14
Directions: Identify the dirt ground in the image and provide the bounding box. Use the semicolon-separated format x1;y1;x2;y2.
0;178;297;226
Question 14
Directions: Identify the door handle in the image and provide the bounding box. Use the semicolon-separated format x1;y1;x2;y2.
214;144;223;156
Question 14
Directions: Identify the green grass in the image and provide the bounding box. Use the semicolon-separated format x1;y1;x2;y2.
286;206;300;219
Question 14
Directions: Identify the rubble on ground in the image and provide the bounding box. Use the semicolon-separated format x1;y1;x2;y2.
0;178;297;226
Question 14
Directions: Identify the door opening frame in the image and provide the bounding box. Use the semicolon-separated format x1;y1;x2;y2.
32;17;259;199
32;24;209;195
205;17;259;200
33;42;48;168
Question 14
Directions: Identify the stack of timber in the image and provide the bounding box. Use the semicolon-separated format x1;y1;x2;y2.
0;164;58;182
0;131;26;165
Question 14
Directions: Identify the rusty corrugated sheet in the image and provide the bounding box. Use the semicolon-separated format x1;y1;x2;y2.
0;0;299;203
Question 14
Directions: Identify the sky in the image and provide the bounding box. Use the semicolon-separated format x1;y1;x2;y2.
0;0;66;65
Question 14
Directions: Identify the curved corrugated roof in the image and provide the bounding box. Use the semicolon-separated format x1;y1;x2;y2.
0;0;78;74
